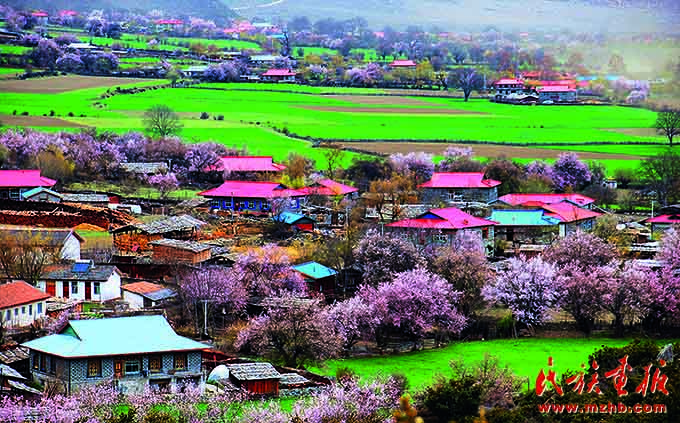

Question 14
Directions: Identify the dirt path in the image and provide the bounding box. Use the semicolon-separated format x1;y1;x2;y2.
342;141;646;160
0;75;157;93
303;106;485;114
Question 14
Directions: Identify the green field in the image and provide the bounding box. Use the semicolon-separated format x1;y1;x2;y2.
0;67;24;76
309;338;647;392
165;37;261;51
293;46;339;57
0;78;667;172
0;45;32;55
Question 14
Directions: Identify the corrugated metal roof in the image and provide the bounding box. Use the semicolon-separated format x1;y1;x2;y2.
41;264;120;281
297;179;358;196
495;193;595;207
113;215;206;235
292;261;337;280
387;207;497;230
645;214;680;224
22;315;206;358
150;238;212;253
199;181;305;199
541;203;602;223
0;170;56;188
420;172;501;189
0;363;25;380
489;210;561;226
273;212;313;225
62;193;110;203
228;362;281;381
22;187;62;199
122;282;176;302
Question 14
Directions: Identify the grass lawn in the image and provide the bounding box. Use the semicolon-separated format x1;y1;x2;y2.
66;181;200;200
0;45;32;55
0;67;24;76
293;46;339;57
309;338;649;392
164;37;261;51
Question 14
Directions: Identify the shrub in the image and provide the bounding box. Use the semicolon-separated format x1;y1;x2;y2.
217;115;224;121
49;110;55;116
20;111;28;116
68;112;74;117
12;110;16;115
200;112;209;119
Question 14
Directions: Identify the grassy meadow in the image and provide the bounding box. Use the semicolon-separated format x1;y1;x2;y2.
0;77;668;173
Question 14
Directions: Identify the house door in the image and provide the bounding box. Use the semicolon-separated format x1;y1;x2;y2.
85;282;92;300
114;360;124;378
46;281;56;296
62;282;69;299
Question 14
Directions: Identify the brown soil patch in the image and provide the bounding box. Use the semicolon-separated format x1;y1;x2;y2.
0;75;157;93
73;223;107;231
604;128;660;137
304;105;484;115
0;114;88;128
342;141;645;161
324;94;441;106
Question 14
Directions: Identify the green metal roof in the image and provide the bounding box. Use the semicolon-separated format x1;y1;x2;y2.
22;315;206;358
489;209;561;226
292;261;338;280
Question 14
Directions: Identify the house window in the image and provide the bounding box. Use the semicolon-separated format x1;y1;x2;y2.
33;353;39;370
29;304;33;315
482;228;489;239
149;355;162;373
93;283;100;295
433;234;448;244
71;283;78;294
125;358;140;375
14;308;18;316
37;303;43;314
173;354;187;371
49;356;57;374
21;306;25;314
87;359;102;378
39;353;46;372
5;310;9;320
210;200;220;209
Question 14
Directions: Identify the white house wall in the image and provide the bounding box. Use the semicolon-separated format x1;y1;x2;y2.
37;273;121;302
122;291;145;310
60;234;82;261
0;300;47;328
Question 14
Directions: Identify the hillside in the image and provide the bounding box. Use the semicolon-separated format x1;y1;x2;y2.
224;0;677;33
1;0;236;24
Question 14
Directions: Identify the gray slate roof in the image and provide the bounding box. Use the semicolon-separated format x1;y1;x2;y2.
227;363;281;381
0;226;83;247
279;373;310;386
62;193;110;203
0;363;25;380
150;238;212;253
120;162;168;174
41;263;120;281
114;215;206;235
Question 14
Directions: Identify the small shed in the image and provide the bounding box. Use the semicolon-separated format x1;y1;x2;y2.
22;187;62;203
227;362;281;395
292;261;338;295
112;215;206;253
149;239;212;264
121;281;176;309
273;212;315;232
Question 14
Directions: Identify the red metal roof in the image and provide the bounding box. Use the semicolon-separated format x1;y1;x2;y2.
541;202;601;223
387;207;497;230
297;179;358;196
198;181;305;199
645;214;680;224
262;69;297;77
389;60;417;67
208;156;286;173
497;193;595;207
121;281;165;295
419;172;501;189
494;78;524;86
0;281;50;310
0;170;56;188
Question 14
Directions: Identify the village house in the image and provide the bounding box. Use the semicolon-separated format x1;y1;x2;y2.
37;261;122;302
0;281;50;329
292;261;338;296
489;209;561;246
149;239;212;265
386;207;497;252
644;214;680;237
389;59;417;68
199;181;306;214
61;193;112;207
493;78;526;97
21;187;63;203
297;179;359;200
112;215;206;254
227;362;281;395
23;315;206;394
272;211;316;232
0;170;57;201
419;172;502;204
261;69;297;82
249;54;281;67
121;282;177;310
0;226;84;262
207;156;286;178
119;162;169;176
539;202;602;237
492;193;596;209
537;85;578;103
1;363;42;397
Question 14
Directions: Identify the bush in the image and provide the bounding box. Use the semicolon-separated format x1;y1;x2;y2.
200;112;209;119
68;112;74;117
20;111;28;116
12;110;16;115
418;374;483;423
217;115;224;121
49;110;55;116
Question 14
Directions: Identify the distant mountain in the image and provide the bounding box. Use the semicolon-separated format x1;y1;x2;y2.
224;0;677;33
3;0;237;24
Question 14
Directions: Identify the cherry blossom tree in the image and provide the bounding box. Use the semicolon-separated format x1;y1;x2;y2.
326;296;379;352
232;245;307;297
30;39;62;70
608;262;657;335
436;146;484;172
482;256;562;331
659;226;680;271
354;229;424;286
235;296;342;368
359;268;467;345
550;152;592;192
146;172;178;199
543;230;618;270
203;61;239;82
557;263;616;334
388;152;434;185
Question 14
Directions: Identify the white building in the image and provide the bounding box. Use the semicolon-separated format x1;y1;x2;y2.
0;281;50;329
122;282;177;310
37;261;122;302
0;226;84;261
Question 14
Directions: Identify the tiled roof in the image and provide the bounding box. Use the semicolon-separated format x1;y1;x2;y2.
0;170;56;188
22;187;62;199
419;172;501;189
0;281;51;309
489;209;561;226
541;202;602;223
113;215;206;235
62;193;110;203
150;238;212;253
41;263;121;282
208;156;286;173
122;282;176;301
199;181;305;199
279;373;310;386
273;211;314;225
387;207;497;230
228;362;281;381
293;262;338;280
119;162;168;174
262;69;297;77
645;214;680;224
495;193;595;207
0;363;25;380
0;346;29;365
298;179;358;196
0;226;84;247
23;315;206;358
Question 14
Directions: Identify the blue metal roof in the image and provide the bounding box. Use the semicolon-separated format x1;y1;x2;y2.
23;315;206;358
489;209;561;226
272;211;313;225
292;261;338;280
